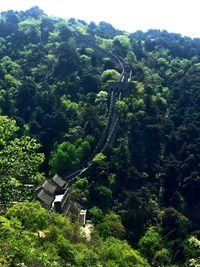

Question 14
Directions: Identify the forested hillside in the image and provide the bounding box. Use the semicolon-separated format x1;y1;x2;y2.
1;6;200;266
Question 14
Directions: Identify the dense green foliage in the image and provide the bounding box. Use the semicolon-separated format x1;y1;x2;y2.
1;5;200;266
0;201;149;266
0;115;44;204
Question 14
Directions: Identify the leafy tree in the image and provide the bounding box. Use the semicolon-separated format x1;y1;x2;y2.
97;212;125;239
139;228;161;260
89;206;104;225
101;69;121;82
184;236;200;267
99;237;149;266
49;141;80;175
1;7;200;266
92;153;106;164
50;137;92;175
161;208;192;240
0;116;44;204
70;177;89;204
6;201;48;231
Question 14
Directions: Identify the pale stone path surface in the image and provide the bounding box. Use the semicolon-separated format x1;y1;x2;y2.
81;221;94;240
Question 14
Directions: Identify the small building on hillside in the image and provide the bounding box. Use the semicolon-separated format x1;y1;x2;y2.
36;174;67;209
36;174;87;225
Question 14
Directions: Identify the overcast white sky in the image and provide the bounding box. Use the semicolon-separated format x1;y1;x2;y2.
0;0;200;38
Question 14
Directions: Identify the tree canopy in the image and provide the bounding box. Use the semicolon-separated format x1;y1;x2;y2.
0;6;200;266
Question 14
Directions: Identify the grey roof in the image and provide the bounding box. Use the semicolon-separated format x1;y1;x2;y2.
37;189;55;207
42;180;57;194
52;174;65;188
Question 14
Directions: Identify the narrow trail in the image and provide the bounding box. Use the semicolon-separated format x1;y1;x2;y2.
64;58;132;185
64;42;132;185
36;37;132;213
